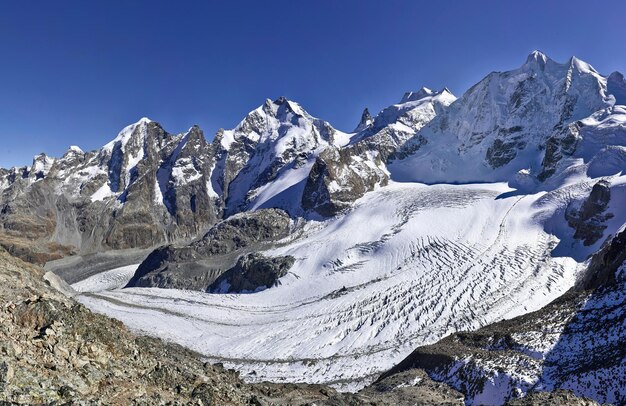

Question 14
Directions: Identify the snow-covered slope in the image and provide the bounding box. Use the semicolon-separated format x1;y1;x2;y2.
350;87;456;147
74;173;626;391
211;97;349;216
390;51;621;185
302;88;457;216
381;218;626;405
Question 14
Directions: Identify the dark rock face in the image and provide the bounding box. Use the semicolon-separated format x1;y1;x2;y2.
354;107;373;132
565;180;613;246
126;209;293;290
195;208;292;256
104;123;219;250
302;89;452;217
208;253;295;293
608;71;626;105
486;138;521;168
302;144;389;217
538;122;581;181
0;120;221;265
577;227;626;290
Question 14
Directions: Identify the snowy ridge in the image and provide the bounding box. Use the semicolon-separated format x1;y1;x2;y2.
350;86;456;146
390;51;620;185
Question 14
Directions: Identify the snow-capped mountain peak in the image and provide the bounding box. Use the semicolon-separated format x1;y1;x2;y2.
103;117;152;152
390;52;623;185
354;107;373;132
66;145;84;155
29;153;55;181
400;86;436;103
524;49;550;68
568;55;598;74
360;86;456;137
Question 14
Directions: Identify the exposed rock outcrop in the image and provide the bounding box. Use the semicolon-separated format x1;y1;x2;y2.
208;253;295;293
565;180;613;246
0;119;220;265
302;88;455;216
126;209;294;290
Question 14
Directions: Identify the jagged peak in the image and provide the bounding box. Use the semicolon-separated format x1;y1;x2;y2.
354;108;373;132
400;87;456;105
568;55;598;74
401;87;435;103
103;117;154;152
274;96;288;105
67;145;84;154
32;152;48;160
183;125;207;146
253;97;310;122
30;153;54;178
522;50;556;72
61;145;84;159
186;124;202;133
526;50;549;65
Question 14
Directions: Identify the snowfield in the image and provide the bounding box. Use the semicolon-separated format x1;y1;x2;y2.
71;177;621;390
72;264;139;293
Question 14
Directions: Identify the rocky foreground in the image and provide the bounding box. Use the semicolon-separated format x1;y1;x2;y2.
0;248;466;405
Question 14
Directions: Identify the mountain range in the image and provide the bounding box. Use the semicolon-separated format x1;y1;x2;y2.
2;51;626;405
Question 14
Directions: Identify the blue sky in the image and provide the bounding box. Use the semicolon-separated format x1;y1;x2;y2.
1;0;625;167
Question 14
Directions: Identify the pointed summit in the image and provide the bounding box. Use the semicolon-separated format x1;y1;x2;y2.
258;96;307;118
524;50;550;70
568;55;597;74
67;145;84;154
29;153;54;180
274;96;288;105
103;117;153;152
401;87;435;103
526;50;548;63
62;145;84;160
354;108;373;132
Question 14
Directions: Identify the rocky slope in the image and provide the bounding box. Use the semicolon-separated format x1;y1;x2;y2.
125;208;295;290
302;87;456;216
0;119;220;263
0;247;259;404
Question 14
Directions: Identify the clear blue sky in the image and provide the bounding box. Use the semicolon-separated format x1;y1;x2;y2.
1;1;625;167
